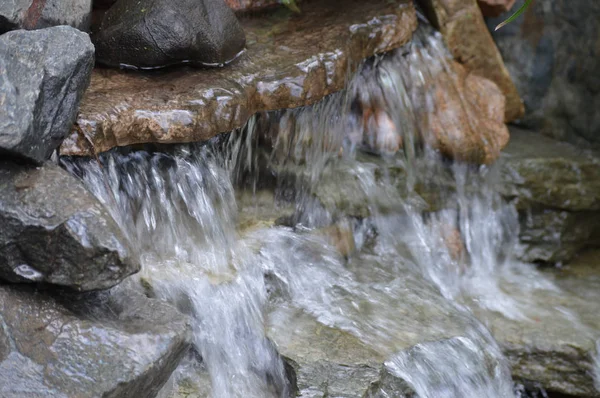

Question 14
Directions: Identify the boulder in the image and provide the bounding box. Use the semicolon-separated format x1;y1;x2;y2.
94;0;246;69
0;283;192;398
0;0;92;33
499;128;600;264
419;0;524;122
0;26;94;164
477;0;515;17
487;0;600;147
0;162;139;291
417;60;509;164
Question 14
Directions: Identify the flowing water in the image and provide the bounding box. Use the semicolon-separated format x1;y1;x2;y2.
61;23;589;398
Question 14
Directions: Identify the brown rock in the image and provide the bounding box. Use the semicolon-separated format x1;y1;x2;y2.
320;219;356;258
476;0;516;17
420;61;509;164
60;0;417;157
224;0;280;11
420;0;524;122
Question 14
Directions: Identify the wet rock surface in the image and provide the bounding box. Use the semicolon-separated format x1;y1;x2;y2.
266;251;505;398
0;0;92;33
470;255;600;397
499;128;600;264
0;162;138;291
415;60;509;164
0;283;192;398
60;0;417;156
94;0;246;69
420;0;524;122
487;0;600;147
0;26;94;164
224;0;281;12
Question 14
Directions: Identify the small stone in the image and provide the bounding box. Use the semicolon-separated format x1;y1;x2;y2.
0;26;94;164
94;0;246;69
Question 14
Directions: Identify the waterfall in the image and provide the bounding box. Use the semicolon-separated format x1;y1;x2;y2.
60;22;566;398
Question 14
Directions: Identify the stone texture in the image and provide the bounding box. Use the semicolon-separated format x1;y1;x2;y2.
417;60;509;164
0;162;139;291
499;128;600;212
0;283;192;398
487;0;600;147
476;0;515;17
420;0;524;122
499;128;600;264
94;0;246;69
0;26;94;164
266;249;511;397
470;257;600;396
59;0;417;156
0;0;92;33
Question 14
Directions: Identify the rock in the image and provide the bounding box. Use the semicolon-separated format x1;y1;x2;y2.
0;162;139;291
94;0;246;69
516;209;600;265
477;0;515;17
0;26;94;164
499;128;600;212
224;0;281;12
0;283;192;398
266;250;512;397
418;60;509;164
487;0;600;147
469;257;600;396
420;0;524;122
499;128;600;264
0;0;92;33
60;0;417;156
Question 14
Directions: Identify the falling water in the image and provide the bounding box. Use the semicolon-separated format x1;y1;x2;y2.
61;21;576;398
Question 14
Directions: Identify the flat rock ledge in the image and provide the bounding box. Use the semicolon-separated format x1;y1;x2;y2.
60;0;417;157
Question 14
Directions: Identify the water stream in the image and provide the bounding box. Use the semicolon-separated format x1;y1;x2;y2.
61;23;583;398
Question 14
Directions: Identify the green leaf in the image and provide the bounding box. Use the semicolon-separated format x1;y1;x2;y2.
281;0;300;13
494;0;533;31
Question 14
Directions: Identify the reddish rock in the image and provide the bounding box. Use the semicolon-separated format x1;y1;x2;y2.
477;0;516;17
419;61;509;164
420;0;524;122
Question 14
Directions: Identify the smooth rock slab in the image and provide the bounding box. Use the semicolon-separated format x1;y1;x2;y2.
0;162;139;291
60;0;417;156
0;283;192;398
0;26;94;164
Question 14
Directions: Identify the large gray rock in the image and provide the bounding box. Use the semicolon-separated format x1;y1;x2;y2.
487;0;600;147
499;128;600;264
0;283;192;398
0;26;94;164
0;0;92;33
0;162;139;291
94;0;246;69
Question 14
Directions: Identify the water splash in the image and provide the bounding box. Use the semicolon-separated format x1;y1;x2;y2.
58;22;573;398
